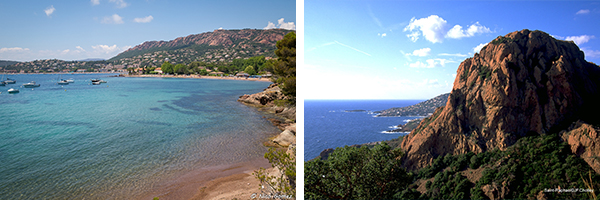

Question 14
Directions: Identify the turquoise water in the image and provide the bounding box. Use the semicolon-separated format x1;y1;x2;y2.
0;74;279;199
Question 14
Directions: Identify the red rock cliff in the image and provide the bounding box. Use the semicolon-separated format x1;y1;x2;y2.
401;29;600;170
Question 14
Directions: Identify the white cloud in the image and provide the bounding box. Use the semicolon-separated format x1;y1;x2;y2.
582;48;600;58
76;46;86;52
264;18;296;30
446;22;491;39
404;15;492;43
92;44;130;54
102;14;124;24
45;5;55;17
565;35;595;45
576;9;590;15
109;0;128;8
218;27;223;30
439;53;468;57
91;0;100;5
134;15;153;23
378;33;387;38
409;58;449;68
551;35;565;40
0;47;30;53
408;48;431;57
473;43;488;53
404;15;448;43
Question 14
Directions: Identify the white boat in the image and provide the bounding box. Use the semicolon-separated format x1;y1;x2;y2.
22;81;40;88
5;78;16;84
8;88;19;93
58;80;69;85
66;79;74;83
92;81;101;85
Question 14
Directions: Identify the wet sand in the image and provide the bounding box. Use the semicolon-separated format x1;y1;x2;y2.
137;158;271;200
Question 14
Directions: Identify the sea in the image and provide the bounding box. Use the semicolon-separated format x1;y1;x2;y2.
304;99;425;161
0;74;279;199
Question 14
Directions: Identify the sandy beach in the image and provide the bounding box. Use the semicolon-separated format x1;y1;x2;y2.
137;158;272;200
124;74;273;82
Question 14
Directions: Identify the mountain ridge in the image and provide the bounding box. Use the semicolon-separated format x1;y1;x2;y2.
110;28;294;62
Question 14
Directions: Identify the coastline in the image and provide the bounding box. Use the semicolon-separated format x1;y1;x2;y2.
123;74;273;82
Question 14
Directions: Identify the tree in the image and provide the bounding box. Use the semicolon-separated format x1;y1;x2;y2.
305;143;412;199
272;32;296;100
161;61;173;74
253;148;295;198
244;65;256;75
173;63;188;75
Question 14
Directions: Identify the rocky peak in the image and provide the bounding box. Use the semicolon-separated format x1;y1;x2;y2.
401;29;600;170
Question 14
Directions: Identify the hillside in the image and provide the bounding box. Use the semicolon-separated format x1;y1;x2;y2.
374;93;449;117
0;60;19;68
109;29;293;65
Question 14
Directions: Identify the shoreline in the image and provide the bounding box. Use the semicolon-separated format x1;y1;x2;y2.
124;74;273;82
137;158;271;200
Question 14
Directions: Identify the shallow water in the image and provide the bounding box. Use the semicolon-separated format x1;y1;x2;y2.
0;74;279;199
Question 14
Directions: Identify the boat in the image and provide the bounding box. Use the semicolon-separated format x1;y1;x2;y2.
92;81;101;85
58;80;69;85
7;88;19;93
91;79;100;82
57;75;69;85
66;79;74;83
5;78;16;84
22;81;40;88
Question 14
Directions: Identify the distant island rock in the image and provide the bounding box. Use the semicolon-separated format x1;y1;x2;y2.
374;93;449;117
344;109;367;112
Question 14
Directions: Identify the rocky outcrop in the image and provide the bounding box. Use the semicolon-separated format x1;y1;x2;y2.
401;29;600;170
561;121;600;174
239;83;296;147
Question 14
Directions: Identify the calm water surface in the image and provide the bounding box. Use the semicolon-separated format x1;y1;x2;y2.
304;100;425;161
0;74;278;199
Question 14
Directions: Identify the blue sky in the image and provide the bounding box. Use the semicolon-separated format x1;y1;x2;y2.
304;1;600;99
0;0;295;61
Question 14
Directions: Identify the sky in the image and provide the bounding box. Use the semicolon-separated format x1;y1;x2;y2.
303;1;600;100
0;0;295;62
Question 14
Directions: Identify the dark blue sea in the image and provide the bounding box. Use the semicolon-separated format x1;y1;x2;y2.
304;100;425;161
0;74;278;199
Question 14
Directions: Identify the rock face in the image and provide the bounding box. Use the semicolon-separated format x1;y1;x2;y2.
401;29;600;170
561;121;600;174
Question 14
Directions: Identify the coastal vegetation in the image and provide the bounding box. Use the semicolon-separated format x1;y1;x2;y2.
305;134;600;199
253;148;296;198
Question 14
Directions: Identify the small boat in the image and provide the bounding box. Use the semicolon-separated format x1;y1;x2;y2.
58;80;69;85
5;78;16;84
22;81;40;88
91;79;100;82
8;88;19;93
92;81;101;85
66;79;75;83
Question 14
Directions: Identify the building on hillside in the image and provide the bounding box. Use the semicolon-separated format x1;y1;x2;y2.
235;72;249;78
154;67;163;74
76;69;86;73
